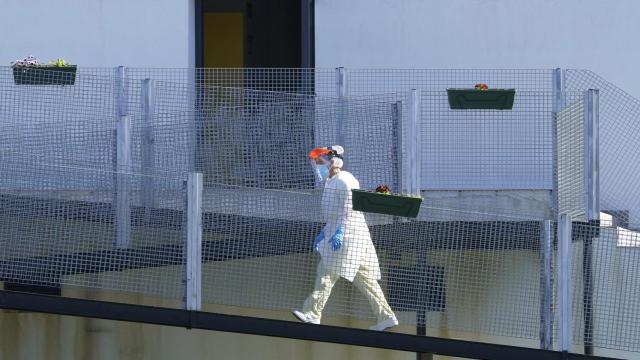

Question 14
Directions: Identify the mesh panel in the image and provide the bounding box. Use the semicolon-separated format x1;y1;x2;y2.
567;221;640;353
0;68;117;167
0;67;571;193
421;91;555;190
556;93;587;220
344;69;554;96
0;153;187;298
565;70;640;226
202;183;547;339
126;68;327;95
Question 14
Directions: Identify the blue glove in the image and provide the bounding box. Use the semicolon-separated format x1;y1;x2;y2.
313;230;325;252
330;226;345;251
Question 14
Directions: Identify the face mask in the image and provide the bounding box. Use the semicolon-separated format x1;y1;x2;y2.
316;163;329;181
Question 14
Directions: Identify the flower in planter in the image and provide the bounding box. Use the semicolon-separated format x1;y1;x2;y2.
11;56;73;67
11;55;43;67
375;184;391;195
48;58;70;67
474;83;489;90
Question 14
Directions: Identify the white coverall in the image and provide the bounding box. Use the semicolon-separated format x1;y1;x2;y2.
300;170;396;322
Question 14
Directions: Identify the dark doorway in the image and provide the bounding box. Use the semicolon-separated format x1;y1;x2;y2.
196;0;312;70
245;0;302;68
196;0;313;93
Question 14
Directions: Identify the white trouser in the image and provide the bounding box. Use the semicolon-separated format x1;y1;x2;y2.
301;261;396;322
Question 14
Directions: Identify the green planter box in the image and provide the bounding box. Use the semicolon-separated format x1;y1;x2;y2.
352;189;422;218
12;65;77;85
447;88;515;110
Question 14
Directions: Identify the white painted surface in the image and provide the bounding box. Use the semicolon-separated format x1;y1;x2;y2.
315;0;640;99
0;0;194;67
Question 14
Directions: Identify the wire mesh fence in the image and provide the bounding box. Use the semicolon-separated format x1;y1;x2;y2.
75;67;555;96
0;66;571;194
422;90;556;190
567;220;640;354
0;67;117;123
201;182;549;340
344;68;555;96
556;92;588;220
565;70;640;227
4;66;640;355
0;153;188;299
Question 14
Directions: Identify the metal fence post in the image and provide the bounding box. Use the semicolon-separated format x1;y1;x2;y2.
188;68;200;174
335;67;346;146
142;79;157;208
397;97;410;196
557;213;573;353
583;89;599;356
392;100;404;195
408;89;422;196
584;89;600;221
551;68;563;214
583;229;595;356
114;116;132;248
184;172;203;311
552;68;563;114
539;219;553;350
115;66;128;117
113;66;131;249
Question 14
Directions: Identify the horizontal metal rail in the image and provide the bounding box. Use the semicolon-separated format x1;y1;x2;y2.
0;290;620;360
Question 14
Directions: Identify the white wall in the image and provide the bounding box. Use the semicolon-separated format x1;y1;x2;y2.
0;0;194;68
316;0;640;99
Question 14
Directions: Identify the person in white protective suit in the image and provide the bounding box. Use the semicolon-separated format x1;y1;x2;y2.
292;145;398;331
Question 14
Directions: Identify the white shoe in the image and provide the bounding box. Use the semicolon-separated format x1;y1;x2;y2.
369;317;399;331
292;310;320;324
